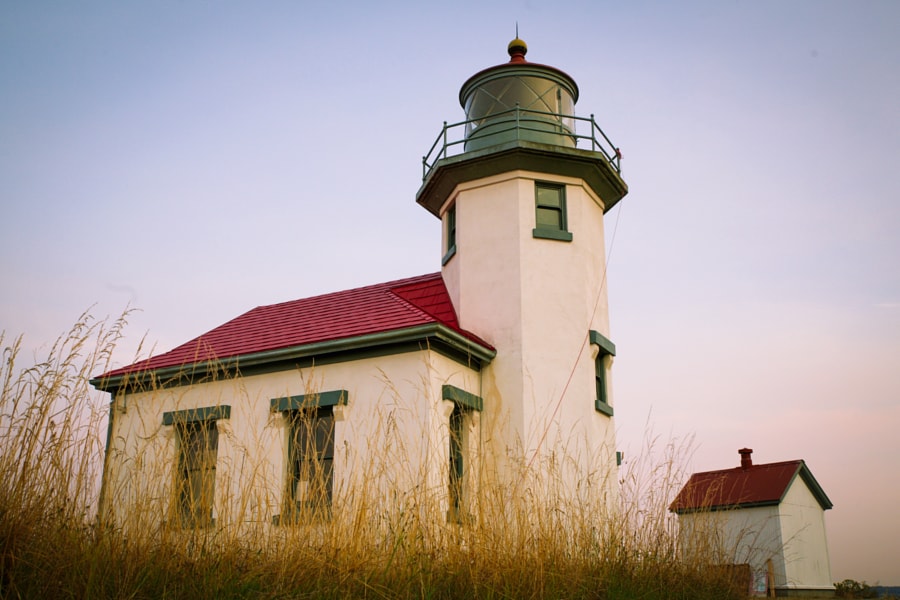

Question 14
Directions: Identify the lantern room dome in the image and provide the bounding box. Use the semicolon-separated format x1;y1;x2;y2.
458;38;579;151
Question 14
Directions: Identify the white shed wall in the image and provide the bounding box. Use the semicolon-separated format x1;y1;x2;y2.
778;479;834;591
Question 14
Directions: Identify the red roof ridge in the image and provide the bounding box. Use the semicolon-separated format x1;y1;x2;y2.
249;272;445;313
690;459;804;477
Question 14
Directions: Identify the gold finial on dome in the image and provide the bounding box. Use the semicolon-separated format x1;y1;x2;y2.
508;36;527;62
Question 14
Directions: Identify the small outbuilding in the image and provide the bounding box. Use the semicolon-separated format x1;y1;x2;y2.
670;448;834;597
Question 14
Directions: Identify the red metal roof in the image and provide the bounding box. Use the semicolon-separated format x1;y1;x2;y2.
98;273;492;379
670;460;833;513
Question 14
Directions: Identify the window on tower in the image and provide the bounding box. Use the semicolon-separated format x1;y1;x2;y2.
532;181;572;242
589;330;616;417
442;203;457;265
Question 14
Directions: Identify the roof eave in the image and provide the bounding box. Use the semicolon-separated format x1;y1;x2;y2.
671;499;782;515
796;461;834;510
90;323;496;394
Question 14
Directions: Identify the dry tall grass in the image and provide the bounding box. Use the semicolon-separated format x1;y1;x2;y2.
0;314;746;599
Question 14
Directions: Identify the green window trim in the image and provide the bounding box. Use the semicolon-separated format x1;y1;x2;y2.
162;405;231;426
532;227;573;242
532;181;572;242
589;330;616;356
442;384;483;412
595;399;614;416
589;330;615;417
441;245;457;266
270;390;348;413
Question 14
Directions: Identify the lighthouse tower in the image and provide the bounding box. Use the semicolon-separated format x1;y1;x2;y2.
417;39;628;496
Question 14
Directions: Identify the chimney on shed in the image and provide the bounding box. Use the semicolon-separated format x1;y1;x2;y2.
739;448;753;469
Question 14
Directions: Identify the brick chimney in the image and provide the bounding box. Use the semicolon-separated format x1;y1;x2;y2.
739;448;753;469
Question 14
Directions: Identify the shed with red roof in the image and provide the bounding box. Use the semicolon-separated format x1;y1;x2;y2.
671;448;834;597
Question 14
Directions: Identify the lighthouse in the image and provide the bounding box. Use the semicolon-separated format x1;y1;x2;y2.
417;37;628;496
93;38;628;529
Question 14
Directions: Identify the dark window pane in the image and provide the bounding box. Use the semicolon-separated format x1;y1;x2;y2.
536;206;562;229
536;185;562;208
596;356;607;405
449;405;464;515
447;205;456;249
287;407;334;516
178;420;217;526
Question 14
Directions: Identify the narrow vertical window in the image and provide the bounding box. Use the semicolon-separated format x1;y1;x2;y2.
442;203;457;265
178;420;218;527
287;407;334;519
589;330;616;416
533;182;572;241
449;403;465;519
442;385;482;523
595;355;609;407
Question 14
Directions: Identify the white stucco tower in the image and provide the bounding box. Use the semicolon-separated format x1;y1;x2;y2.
417;39;629;497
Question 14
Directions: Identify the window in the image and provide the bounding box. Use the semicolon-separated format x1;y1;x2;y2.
532;181;572;242
442;203;457;265
589;330;616;416
162;406;230;528
449;403;465;519
270;390;346;523
442;385;482;522
286;407;334;519
177;420;218;527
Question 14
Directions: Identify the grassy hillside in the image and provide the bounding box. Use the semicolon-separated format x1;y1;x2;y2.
0;314;746;599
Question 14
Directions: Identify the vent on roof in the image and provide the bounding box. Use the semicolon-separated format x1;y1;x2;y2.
739;447;753;469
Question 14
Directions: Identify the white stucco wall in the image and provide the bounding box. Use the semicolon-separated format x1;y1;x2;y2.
102;348;483;531
441;169;618;506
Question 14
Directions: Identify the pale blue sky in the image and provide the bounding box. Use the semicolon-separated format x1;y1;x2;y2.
2;0;898;584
